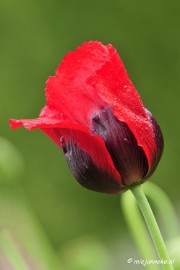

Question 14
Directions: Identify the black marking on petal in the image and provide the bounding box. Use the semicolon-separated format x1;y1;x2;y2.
60;136;67;154
92;114;100;123
62;140;125;194
92;106;148;186
145;110;164;178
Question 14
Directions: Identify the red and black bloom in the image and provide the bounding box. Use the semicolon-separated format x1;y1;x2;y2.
10;41;163;194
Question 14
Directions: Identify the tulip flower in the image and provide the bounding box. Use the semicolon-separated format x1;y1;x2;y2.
10;41;163;194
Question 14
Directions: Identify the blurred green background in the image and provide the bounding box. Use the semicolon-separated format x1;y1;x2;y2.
1;0;180;269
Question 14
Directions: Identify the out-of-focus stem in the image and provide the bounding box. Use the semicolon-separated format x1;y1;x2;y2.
0;229;28;270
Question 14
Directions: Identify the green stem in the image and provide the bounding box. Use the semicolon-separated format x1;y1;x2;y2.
121;191;159;270
130;184;174;270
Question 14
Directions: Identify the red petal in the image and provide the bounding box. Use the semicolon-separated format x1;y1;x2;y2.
86;43;156;167
9;118;121;184
42;41;111;126
42;41;156;166
10;41;157;169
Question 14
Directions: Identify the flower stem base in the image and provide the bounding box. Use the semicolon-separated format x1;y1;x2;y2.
130;184;174;270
